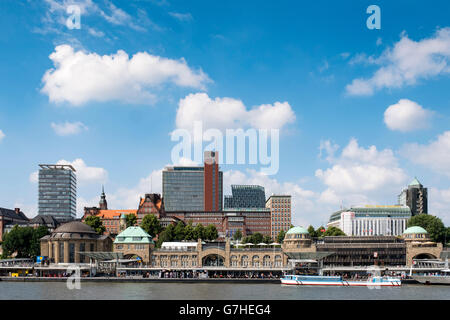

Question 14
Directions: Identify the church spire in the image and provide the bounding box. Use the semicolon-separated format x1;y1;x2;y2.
99;185;108;210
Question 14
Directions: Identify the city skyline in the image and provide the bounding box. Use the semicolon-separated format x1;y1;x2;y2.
0;1;449;228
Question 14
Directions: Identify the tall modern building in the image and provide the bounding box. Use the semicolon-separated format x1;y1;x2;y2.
398;178;428;216
224;185;266;209
38;164;77;221
266;195;292;240
162;151;223;212
203;151;222;211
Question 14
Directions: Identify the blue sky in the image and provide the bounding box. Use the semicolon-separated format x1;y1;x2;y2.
0;0;449;227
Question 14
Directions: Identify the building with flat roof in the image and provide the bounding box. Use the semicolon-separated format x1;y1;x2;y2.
327;205;411;236
224;185;266;209
266;195;292;240
38;164;76;221
163;151;223;212
398;177;428;215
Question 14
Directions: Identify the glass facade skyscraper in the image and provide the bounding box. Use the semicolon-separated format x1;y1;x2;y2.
224;185;266;209
163;167;205;211
38;164;77;220
162;152;223;212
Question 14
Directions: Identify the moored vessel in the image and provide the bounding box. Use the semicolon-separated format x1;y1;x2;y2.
280;275;401;287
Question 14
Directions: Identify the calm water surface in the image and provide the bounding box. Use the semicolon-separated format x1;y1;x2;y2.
0;282;449;300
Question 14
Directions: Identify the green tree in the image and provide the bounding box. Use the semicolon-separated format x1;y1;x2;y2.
125;214;137;228
2;225;49;258
204;224;219;241
84;216;106;235
184;221;195;240
232;230;243;241
155;224;176;248
323;226;346;237
408;214;446;243
250;233;263;244
174;221;186;241
262;235;272;244
316;226;327;238
193;224;205;240
307;225;317;238
276;230;286;243
140;214;162;238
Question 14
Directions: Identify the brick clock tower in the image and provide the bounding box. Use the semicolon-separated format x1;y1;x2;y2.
203;151;221;211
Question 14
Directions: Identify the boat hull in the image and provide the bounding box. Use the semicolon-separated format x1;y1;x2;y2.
280;278;401;287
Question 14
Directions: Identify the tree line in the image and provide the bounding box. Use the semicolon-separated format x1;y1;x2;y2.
0;225;49;259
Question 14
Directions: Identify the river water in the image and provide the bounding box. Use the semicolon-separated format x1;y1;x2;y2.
0;282;449;300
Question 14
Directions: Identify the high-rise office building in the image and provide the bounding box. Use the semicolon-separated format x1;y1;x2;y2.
398;178;428;216
162;151;223;211
224;185;266;209
266;195;292;239
38;164;77;221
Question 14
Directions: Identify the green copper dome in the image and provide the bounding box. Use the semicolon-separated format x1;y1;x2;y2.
403;226;428;234
286;226;309;235
114;226;154;244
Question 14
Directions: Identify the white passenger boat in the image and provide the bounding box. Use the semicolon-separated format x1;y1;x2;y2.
280;275;401;287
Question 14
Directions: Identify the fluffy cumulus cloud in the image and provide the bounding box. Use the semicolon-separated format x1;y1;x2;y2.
316;138;408;206
429;187;450;225
346;28;450;96
384;99;433;132
0;129;5;142
400;131;450;177
51;121;88;136
175;93;295;132
41;45;211;106
30;158;108;185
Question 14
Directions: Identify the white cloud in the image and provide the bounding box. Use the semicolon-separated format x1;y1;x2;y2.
175;93;295;132
51;121;88;136
0;129;5;142
429;187;450;225
376;37;382;46
340;52;350;60
346;28;450;96
41;45;211;106
76;169;163;217
384;99;433;132
43;0;152;33
400;131;450;177
169;12;193;22
87;27;104;37
315;138;408;206
30;158;108;186
29;171;39;183
57;159;108;184
106;169;162;211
